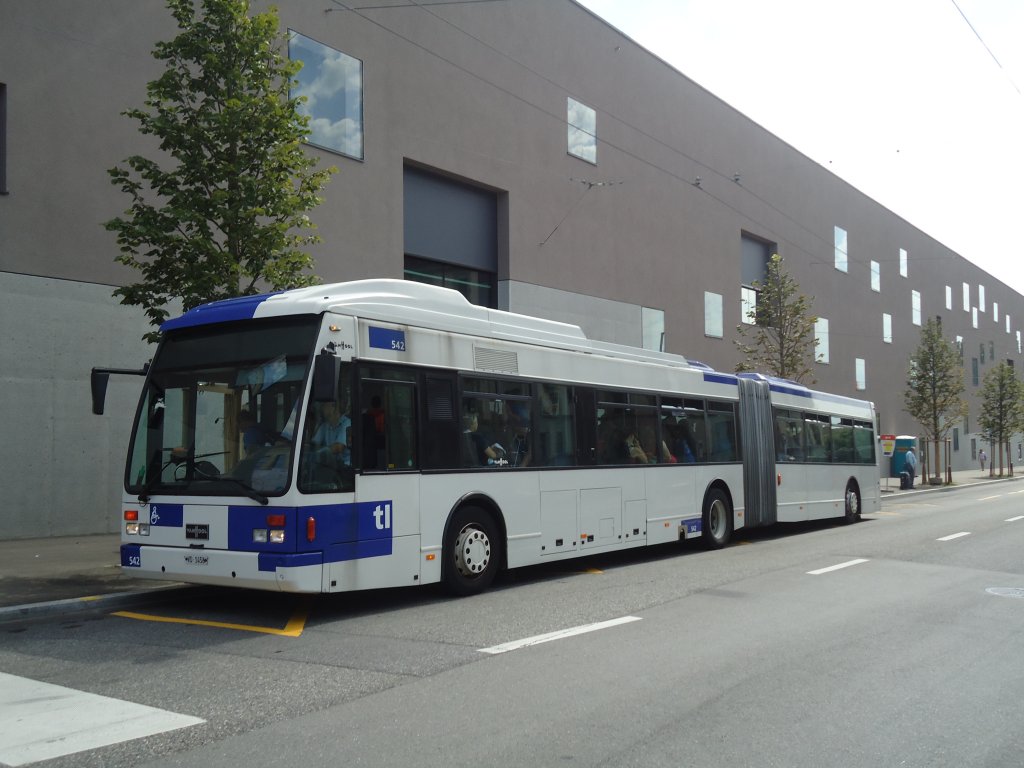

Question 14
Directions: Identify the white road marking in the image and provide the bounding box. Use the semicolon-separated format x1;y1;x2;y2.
479;616;642;655
937;531;972;541
806;558;869;575
978;495;1003;501
1006;515;1024;522
0;672;203;766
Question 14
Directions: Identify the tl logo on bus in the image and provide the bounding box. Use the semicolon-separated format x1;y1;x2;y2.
373;503;392;531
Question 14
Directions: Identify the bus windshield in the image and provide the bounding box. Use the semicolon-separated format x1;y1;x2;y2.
125;317;320;499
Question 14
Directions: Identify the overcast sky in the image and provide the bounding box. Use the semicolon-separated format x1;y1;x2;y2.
576;0;1024;298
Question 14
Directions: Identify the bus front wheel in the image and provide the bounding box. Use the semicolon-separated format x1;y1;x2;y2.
443;506;501;596
701;488;732;549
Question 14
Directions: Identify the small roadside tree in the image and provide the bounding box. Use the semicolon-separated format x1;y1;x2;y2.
734;254;818;384
105;0;335;342
904;320;968;484
978;362;1024;476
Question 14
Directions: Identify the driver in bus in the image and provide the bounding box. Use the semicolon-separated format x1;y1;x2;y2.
311;400;352;466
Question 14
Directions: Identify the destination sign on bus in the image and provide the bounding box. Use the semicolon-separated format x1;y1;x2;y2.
369;326;407;352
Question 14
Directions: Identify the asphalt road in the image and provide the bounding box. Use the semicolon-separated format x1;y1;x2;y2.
2;484;1023;768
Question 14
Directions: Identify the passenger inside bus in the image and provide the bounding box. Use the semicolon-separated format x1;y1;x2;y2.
462;412;504;467
505;403;532;467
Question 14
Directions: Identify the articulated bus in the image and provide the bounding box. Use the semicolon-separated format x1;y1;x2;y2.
93;279;879;596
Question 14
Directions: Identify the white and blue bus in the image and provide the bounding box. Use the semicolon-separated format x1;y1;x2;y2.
93;279;879;595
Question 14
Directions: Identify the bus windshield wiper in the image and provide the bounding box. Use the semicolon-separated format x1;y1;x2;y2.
197;474;269;506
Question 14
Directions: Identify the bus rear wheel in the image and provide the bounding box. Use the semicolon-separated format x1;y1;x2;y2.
701;488;732;549
843;480;861;524
443;506;501;596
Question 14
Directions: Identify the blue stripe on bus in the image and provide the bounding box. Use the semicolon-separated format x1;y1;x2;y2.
149;503;184;527
121;544;141;567
161;292;282;332
703;372;738;386
768;382;812;398
229;501;394;562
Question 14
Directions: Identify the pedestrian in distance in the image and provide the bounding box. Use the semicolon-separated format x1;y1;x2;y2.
979;449;987;473
904;447;917;488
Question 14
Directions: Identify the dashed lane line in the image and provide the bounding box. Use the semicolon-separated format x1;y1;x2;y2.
479;616;642;655
937;531;972;541
806;558;869;575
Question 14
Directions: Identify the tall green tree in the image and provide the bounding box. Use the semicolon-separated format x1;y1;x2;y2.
105;0;335;342
734;254;818;383
904;319;968;483
978;362;1024;476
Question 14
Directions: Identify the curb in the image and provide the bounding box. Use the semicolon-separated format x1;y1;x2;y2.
0;584;190;625
882;475;1021;498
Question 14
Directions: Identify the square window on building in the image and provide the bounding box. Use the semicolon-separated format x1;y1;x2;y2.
567;97;596;164
963;282;970;312
911;290;921;326
945;285;952;310
1008;316;1013;335
993;302;999;323
289;31;364;160
956;335;964;362
972;358;979;386
642;307;665;351
990;340;995;360
871;261;880;292
899;248;908;278
973;307;979;329
980;342;985;364
815;318;829;364
834;226;848;273
883;313;892;343
979;284;986;313
855;357;866;390
704;292;724;338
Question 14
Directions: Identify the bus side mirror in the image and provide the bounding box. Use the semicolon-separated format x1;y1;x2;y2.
313;352;337;402
91;369;110;415
90;363;150;416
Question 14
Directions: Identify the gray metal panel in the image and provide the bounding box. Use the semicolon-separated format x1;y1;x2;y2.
403;166;497;271
738;377;777;526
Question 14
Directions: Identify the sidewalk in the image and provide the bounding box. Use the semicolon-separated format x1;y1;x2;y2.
0;469;1019;621
0;533;178;621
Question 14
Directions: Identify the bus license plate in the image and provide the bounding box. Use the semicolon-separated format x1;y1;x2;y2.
183;554;209;566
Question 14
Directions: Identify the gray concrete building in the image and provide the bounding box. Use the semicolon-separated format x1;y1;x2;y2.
2;0;1021;539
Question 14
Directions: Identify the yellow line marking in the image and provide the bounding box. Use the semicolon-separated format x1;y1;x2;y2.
112;600;309;637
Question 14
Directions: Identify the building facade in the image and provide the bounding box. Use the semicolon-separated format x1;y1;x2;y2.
1;0;1021;539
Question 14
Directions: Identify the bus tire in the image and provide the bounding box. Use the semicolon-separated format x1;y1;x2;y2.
443;506;501;596
701;487;732;549
842;480;861;524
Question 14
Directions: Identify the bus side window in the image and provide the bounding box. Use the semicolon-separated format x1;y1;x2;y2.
535;384;575;466
358;368;418;472
707;401;738;462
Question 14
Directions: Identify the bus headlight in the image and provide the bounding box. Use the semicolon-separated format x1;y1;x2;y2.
253;529;268;543
269;530;286;544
